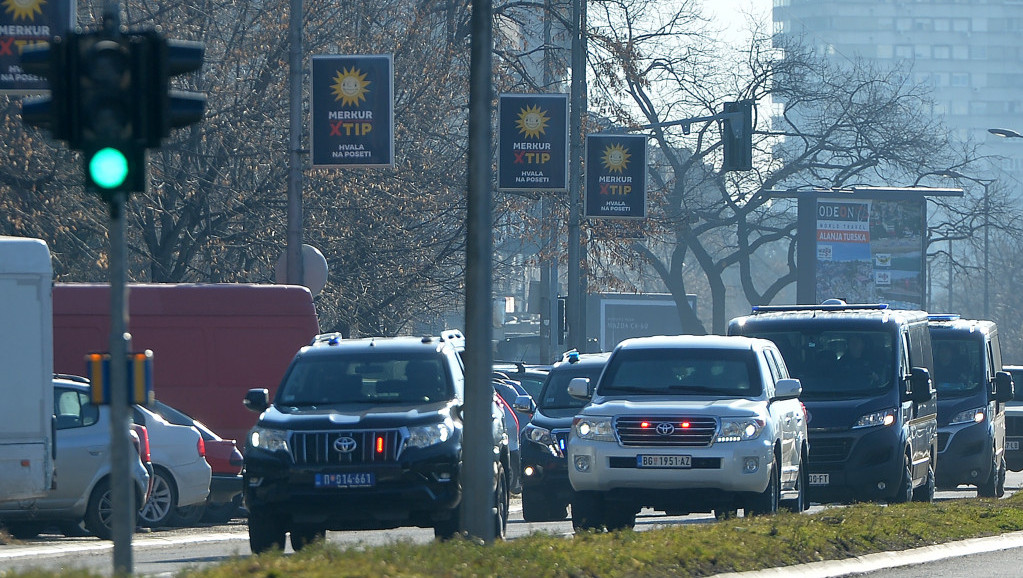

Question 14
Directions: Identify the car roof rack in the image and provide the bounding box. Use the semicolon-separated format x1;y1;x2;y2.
750;300;890;314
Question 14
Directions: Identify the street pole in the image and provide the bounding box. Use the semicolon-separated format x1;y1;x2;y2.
984;181;989;318
567;0;586;352
286;0;304;286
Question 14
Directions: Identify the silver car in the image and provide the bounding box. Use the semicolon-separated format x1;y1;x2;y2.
0;375;151;539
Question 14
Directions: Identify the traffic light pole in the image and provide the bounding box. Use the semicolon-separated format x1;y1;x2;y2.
107;192;134;575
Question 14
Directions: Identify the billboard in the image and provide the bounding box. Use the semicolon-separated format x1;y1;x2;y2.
310;54;393;168
497;93;568;191
1;0;74;94
797;194;926;309
584;133;647;219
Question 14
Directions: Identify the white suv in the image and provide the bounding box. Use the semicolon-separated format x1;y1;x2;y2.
567;335;808;530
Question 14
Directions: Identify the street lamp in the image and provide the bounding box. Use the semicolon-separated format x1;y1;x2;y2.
939;170;995;318
989;128;1023;139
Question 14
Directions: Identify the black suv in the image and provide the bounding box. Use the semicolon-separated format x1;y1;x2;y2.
242;334;511;552
519;351;609;522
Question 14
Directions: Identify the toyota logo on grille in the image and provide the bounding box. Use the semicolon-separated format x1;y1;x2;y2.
655;422;675;436
333;436;357;453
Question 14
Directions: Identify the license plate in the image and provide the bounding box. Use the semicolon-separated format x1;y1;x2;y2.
808;473;830;486
1008;440;1021;451
315;472;375;488
637;455;691;468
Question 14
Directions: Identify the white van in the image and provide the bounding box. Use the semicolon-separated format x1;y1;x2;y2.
0;237;56;503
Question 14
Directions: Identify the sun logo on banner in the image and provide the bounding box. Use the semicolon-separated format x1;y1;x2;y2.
602;143;630;173
331;67;370;106
516;105;549;138
4;0;45;21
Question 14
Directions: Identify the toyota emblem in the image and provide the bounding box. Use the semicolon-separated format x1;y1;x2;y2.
333;436;357;453
655;422;675;436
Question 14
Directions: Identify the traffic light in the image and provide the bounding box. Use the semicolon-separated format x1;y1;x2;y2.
722;100;753;172
74;31;147;195
19;37;74;142
137;35;205;146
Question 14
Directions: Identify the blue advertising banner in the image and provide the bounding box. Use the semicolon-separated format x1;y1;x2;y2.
585;133;647;219
497;93;568;191
1;0;74;94
310;54;393;168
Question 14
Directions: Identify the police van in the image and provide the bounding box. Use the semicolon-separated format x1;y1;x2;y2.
729;301;937;503
927;315;1013;496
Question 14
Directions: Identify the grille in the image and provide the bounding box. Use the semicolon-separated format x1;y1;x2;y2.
615;416;717;447
290;430;403;465
552;429;571;458
1006;416;1023;436
807;436;852;463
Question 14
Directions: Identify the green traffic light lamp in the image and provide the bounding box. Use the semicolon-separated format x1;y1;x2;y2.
88;147;129;189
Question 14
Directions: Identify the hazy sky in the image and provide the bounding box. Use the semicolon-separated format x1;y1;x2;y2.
706;0;771;43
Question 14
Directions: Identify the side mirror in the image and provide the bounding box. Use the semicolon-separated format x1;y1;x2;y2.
512;394;536;414
909;367;934;403
567;377;592;401
774;378;802;400
995;371;1014;403
243;388;270;413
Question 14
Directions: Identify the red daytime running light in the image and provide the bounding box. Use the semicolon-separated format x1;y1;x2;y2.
376;436;385;454
640;421;651;428
681;421;691;428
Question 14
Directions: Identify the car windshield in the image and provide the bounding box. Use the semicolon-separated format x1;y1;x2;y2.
931;337;984;398
598;349;761;397
538;366;605;409
745;330;893;400
278;354;452;406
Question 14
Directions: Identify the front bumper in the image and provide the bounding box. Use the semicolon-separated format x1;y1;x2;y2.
935;421;994;488
805;425;905;502
567;437;774;495
243;441;462;530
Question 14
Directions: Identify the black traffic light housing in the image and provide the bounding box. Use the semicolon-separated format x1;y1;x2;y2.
18;25;205;201
722;100;753;172
20;37;74;142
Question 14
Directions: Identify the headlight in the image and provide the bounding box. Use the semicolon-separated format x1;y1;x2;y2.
573;417;616;442
717;418;765;442
249;426;289;452
950;407;986;425
853;408;897;429
407;417;454;448
523;423;553;445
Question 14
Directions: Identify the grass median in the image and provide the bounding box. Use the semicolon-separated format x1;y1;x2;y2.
7;493;1023;577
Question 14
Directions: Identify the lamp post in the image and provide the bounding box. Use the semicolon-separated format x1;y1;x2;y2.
939;170;995;318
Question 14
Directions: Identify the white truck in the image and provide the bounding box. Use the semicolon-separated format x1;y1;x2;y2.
0;236;56;502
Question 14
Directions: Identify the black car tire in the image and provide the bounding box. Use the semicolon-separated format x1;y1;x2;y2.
85;478;127;540
747;456;779;516
781;457;807;513
912;462;935;502
433;505;461;541
493;462;509;540
4;521;45;539
603;501;636;531
570;491;604;531
290;525;327;551
891;453;914;504
248;509;286;553
521;487;553;522
170;502;207;527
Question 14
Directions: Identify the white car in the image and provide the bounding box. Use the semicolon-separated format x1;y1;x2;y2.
0;375;151;540
567;335;808;530
133;404;212;528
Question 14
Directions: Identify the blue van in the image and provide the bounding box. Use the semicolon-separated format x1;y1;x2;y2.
927;315;1014;496
729;302;937;504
